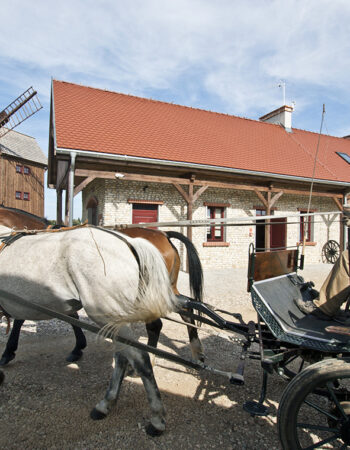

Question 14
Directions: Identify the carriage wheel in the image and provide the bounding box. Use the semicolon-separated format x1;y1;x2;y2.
278;358;350;449
322;240;340;264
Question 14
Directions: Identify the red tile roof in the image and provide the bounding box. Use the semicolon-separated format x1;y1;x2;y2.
52;80;350;184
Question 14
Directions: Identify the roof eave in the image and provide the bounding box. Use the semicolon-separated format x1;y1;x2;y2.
55;147;350;189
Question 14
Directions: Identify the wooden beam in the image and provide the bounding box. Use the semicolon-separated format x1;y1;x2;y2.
333;196;343;211
270;191;284;208
75;168;344;199
74;176;96;197
254;190;268;208
193;185;209;203
173;183;190;203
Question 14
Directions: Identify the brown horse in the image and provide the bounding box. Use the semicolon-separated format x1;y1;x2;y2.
0;208;204;366
0;205;49;230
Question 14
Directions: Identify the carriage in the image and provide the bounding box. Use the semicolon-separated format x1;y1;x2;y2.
0;206;349;449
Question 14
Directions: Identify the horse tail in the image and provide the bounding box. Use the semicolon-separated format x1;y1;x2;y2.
100;236;179;340
127;237;178;319
165;231;203;303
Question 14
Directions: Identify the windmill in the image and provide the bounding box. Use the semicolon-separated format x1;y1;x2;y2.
0;86;42;138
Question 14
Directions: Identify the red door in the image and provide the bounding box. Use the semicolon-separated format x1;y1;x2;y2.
270;217;286;250
132;204;158;228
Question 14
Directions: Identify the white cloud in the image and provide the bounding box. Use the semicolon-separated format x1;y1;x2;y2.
1;0;350;217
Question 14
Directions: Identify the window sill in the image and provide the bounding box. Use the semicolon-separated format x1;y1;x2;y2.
297;241;317;247
203;242;230;247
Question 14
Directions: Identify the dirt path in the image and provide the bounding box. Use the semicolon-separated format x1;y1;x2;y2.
0;263;332;449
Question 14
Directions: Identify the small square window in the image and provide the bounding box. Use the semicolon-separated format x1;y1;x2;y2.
23;192;30;201
16;165;22;173
23;166;30;175
15;191;22;199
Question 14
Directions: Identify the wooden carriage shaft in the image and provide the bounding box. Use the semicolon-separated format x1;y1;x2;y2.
0;289;239;382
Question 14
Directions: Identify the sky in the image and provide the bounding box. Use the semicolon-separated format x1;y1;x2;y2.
1;0;350;220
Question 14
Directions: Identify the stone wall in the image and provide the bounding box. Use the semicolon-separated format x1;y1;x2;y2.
82;179;341;269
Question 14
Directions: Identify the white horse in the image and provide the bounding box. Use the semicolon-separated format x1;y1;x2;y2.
0;225;179;435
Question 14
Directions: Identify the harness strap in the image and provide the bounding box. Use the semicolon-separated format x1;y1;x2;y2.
0;232;26;254
94;226;141;270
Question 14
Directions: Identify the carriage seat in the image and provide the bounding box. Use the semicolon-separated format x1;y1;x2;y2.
247;247;350;353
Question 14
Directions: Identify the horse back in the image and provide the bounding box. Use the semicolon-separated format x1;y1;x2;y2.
0;208;47;230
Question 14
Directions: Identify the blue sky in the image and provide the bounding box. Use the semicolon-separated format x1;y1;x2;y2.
1;0;350;219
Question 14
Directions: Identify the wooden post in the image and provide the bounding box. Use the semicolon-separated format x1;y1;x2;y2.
56;189;63;226
64;187;70;226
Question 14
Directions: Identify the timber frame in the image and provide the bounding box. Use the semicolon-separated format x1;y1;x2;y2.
50;151;348;249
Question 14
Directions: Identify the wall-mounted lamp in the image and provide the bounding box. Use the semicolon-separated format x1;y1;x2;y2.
115;172;125;179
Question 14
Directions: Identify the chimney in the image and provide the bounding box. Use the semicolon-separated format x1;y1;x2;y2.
259;105;294;132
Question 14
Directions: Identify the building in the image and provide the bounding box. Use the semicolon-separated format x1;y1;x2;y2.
0;130;47;216
48;80;350;268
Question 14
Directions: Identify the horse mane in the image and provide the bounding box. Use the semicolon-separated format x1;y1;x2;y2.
0;205;49;225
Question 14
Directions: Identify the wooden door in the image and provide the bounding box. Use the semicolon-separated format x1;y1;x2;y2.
132;204;158;227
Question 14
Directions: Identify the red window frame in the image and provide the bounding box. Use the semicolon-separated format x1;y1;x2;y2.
16;164;22;173
206;206;225;242
23;192;30;201
15;191;22;200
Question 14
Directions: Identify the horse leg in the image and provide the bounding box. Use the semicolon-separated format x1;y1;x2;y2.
66;313;87;363
0;319;24;366
179;312;205;362
145;318;163;367
91;326;166;435
125;346;166;436
90;352;128;420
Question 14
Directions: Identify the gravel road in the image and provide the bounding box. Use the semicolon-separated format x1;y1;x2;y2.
0;263;331;449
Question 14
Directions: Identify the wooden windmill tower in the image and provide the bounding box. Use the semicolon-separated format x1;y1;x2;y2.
0;87;45;216
0;87;42;138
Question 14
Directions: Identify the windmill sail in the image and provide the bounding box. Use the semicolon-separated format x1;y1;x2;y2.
0;87;43;138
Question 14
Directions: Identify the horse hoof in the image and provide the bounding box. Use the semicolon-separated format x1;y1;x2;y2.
198;354;205;363
0;354;15;366
145;423;163;437
0;370;4;385
66;351;83;363
90;408;107;421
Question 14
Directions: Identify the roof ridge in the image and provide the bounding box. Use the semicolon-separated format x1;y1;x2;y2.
53;79;286;129
53;80;350;140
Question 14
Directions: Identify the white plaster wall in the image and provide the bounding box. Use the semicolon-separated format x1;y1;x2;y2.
81;180;341;269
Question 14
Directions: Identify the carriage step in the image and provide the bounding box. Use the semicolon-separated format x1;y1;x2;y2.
243;401;269;417
229;373;244;385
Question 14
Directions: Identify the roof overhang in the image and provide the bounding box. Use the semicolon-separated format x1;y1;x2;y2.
55;146;350;190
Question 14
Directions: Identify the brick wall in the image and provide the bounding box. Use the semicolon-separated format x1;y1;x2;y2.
82;180;341;269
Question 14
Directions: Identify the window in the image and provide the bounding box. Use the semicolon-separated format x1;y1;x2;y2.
16;164;22;173
23;166;30;175
23;192;30;201
206;206;224;242
15;191;22;199
300;210;313;242
336;152;350;164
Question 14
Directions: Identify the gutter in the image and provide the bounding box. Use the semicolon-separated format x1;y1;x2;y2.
56;146;350;189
